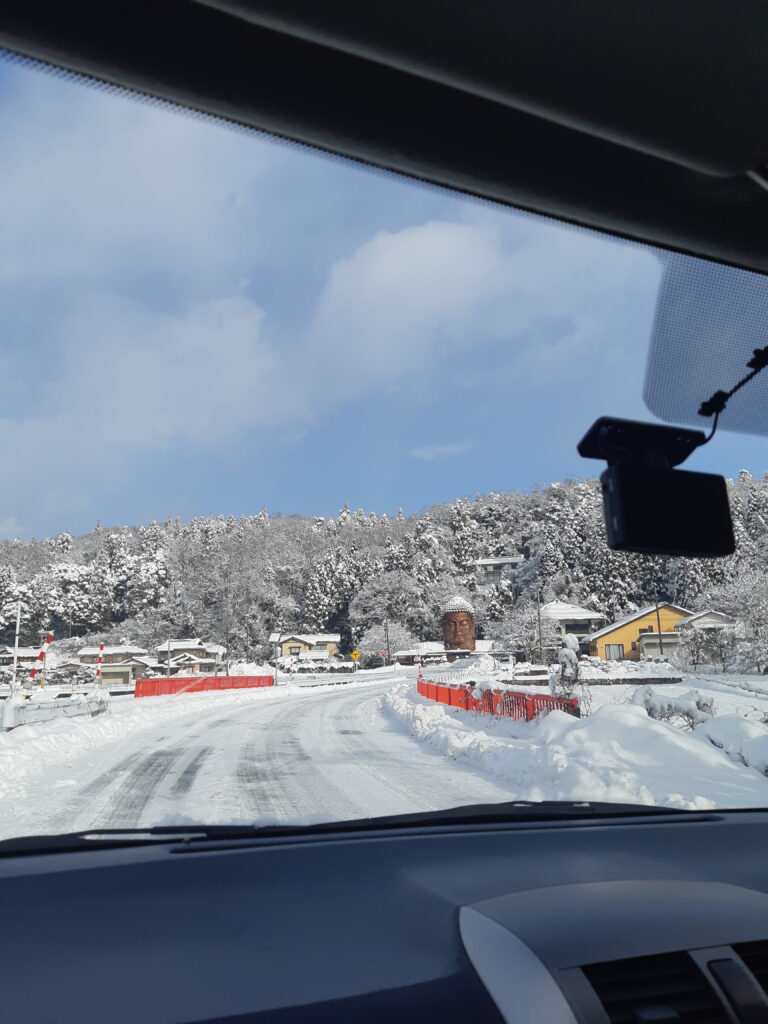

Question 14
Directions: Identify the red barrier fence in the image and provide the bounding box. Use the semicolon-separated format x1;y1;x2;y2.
416;678;579;720
134;675;274;698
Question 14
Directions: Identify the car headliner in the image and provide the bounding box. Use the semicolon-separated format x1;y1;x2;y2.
0;0;766;274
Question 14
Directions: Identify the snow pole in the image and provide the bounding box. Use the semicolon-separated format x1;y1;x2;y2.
28;632;53;687
94;642;105;686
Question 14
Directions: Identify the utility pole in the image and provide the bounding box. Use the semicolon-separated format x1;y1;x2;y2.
537;589;544;664
384;618;391;665
654;585;664;658
167;637;172;677
11;601;21;696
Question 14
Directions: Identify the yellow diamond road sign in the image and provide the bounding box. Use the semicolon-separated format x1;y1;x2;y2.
350;650;360;661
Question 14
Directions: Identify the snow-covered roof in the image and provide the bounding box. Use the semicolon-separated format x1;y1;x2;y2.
156;638;202;652
155;639;225;655
675;609;735;627
298;650;330;660
0;647;41;658
279;633;340;645
475;556;524;566
541;601;605;623
170;653;216;665
441;595;475;615
584;603;692;642
78;645;147;657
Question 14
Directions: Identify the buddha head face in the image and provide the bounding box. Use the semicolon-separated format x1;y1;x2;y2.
442;610;476;652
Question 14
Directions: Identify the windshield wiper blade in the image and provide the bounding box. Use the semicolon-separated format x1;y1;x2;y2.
0;801;720;856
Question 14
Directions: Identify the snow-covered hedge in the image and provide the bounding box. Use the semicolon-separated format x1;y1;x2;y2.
696;715;768;774
631;685;713;728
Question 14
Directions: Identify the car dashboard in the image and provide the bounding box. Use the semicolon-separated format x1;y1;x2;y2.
2;809;768;1022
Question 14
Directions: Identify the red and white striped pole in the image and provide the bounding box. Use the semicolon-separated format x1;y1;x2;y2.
95;642;105;686
29;632;53;686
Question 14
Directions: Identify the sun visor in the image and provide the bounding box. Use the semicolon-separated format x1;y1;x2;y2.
644;255;768;436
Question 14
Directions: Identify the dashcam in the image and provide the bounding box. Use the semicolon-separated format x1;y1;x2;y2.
601;464;734;557
578;417;735;558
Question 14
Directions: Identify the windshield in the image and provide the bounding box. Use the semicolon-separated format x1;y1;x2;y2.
2;52;768;843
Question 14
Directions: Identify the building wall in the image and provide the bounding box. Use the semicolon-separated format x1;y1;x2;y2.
637;634;681;659
682;612;734;631
551;618;604;639
589;606;689;661
279;639;339;658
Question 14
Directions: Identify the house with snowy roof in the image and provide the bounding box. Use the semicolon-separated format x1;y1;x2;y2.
541;601;605;642
76;645;160;685
393;639;496;665
584;603;691;661
270;633;341;661
155;639;227;674
0;646;44;667
475;555;524;589
674;609;738;633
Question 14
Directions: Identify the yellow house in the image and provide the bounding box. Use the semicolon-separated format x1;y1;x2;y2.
274;633;341;660
585;603;691;661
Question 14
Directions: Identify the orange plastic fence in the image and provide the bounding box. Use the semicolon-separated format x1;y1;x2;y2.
417;676;579;720
134;675;274;697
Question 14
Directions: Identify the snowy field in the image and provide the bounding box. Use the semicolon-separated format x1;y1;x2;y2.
1;666;768;839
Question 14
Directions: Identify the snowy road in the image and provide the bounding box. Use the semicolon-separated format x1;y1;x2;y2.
0;682;514;838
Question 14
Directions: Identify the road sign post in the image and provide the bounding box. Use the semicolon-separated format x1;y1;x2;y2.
350;649;360;672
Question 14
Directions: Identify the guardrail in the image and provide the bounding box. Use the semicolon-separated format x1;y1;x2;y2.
134;675;274;697
2;692;110;730
417;678;579;720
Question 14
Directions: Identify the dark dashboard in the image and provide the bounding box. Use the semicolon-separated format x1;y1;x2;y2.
2;810;768;1022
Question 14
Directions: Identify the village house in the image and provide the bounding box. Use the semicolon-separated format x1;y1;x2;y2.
269;632;341;660
634;609;740;660
675;609;738;634
155;639;227;675
541;601;606;642
475;555;524;589
0;646;43;667
77;645;159;686
394;639;496;665
584;603;691;661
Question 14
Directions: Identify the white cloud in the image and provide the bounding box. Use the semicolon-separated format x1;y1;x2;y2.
0;61;663;535
0;71;279;295
409;443;472;461
303;218;661;400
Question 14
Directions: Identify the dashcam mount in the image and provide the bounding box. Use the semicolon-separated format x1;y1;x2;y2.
577;417;707;469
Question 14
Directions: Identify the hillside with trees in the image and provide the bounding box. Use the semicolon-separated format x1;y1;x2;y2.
2;470;768;668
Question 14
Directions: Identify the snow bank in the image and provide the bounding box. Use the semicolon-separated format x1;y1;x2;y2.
384;683;768;809
696;716;768;774
578;657;681;682
228;662;275;677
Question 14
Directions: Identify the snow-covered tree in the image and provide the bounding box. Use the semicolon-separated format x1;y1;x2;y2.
357;622;417;664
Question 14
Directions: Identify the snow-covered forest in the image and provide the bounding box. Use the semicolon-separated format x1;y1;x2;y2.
2;470;768;664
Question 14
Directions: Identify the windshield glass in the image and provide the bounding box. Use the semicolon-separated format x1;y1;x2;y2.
2;52;768;842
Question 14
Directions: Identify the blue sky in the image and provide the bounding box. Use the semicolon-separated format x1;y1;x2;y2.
1;55;767;540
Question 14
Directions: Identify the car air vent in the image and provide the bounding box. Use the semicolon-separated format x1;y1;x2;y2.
733;940;768;996
582;950;729;1024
